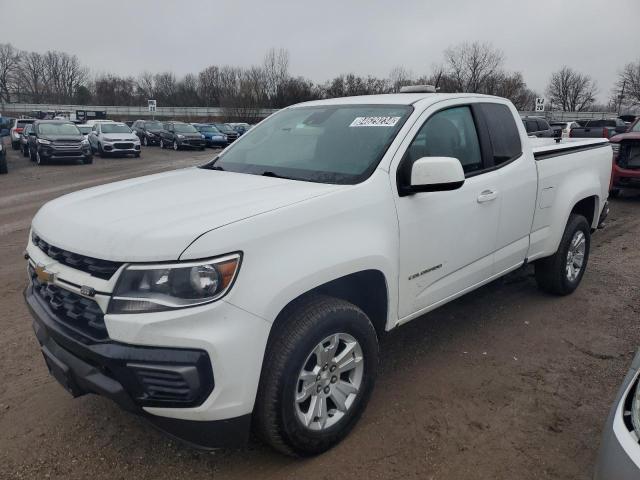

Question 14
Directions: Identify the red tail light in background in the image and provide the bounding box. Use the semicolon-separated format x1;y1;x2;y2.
602;127;610;139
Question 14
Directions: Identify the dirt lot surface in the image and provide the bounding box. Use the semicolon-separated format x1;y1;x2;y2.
1;143;639;480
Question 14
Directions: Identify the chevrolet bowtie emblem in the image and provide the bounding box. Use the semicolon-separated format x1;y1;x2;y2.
34;263;55;283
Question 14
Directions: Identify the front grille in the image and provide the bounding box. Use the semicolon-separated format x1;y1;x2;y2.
54;139;81;144
32;233;122;280
29;265;108;341
114;142;134;149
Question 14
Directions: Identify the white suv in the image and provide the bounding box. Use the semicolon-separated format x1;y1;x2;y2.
87;122;141;157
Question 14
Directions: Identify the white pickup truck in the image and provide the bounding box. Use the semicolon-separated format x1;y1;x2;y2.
24;91;611;456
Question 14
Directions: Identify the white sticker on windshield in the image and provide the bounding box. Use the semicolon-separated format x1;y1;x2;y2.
350;116;401;127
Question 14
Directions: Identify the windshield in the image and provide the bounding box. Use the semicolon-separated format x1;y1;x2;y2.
38;123;81;135
78;126;92;134
215;124;235;133
209;105;412;184
173;123;198;133
145;121;163;130
101;123;132;134
197;125;220;133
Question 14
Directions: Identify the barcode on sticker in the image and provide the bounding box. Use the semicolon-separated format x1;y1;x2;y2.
350;116;401;127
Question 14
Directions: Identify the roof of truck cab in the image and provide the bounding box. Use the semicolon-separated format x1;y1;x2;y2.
294;92;501;108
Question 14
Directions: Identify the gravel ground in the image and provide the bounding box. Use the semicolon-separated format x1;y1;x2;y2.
0;143;639;480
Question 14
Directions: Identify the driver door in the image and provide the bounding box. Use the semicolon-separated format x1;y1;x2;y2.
394;103;501;320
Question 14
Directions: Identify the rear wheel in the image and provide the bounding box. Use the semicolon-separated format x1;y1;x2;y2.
535;214;591;295
253;295;379;456
11;141;19;150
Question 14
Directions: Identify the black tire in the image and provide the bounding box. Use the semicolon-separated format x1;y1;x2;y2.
159;139;165;149
173;140;179;151
609;189;621;198
11;141;19;150
22;145;29;157
97;142;104;157
36;150;46;166
29;147;36;162
253;294;379;457
134;152;140;158
0;156;7;174
83;155;93;164
143;136;148;146
199;146;205;151
535;214;591;295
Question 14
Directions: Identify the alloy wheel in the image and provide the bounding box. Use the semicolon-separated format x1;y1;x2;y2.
566;230;586;282
294;333;364;431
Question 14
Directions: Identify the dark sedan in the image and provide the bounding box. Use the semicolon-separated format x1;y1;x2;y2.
131;119;167;146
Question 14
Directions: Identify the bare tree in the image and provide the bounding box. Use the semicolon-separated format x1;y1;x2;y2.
546;66;598;111
444;41;504;93
612;59;640;111
263;48;290;107
389;66;413;92
0;43;20;103
18;51;47;103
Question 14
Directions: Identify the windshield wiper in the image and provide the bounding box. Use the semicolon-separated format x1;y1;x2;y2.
261;171;293;180
201;156;224;170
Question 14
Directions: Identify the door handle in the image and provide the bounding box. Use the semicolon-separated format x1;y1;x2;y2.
477;189;498;203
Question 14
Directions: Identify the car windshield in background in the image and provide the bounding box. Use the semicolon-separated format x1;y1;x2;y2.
101;123;131;134
78;126;92;134
210;105;412;184
215;124;235;133
38;123;81;135
197;125;219;133
173;123;198;133
145;121;163;129
17;121;34;127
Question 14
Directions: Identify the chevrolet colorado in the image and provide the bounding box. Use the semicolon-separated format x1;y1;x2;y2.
23;92;612;456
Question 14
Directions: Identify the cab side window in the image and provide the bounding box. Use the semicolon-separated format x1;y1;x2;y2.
405;106;482;175
477;103;522;166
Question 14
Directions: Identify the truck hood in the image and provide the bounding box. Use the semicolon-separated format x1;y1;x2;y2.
31;168;343;262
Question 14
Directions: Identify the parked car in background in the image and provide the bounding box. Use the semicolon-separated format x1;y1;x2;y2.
23;92;612;455
192;123;228;147
609;119;640;197
594;349;640;479
229;122;251;136
131;119;166;146
520;116;557;138
0;133;7;174
124;121;134;128
77;124;93;139
619;114;637;125
20;124;33;157
88;122;141;157
213;123;240;143
570;118;628;139
10;118;36;149
550;121;580;139
26;120;92;165
159;121;206;150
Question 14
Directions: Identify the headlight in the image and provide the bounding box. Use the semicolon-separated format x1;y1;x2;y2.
201;134;206;139
37;138;51;145
81;139;89;146
177;134;185;139
147;132;155;137
108;253;241;314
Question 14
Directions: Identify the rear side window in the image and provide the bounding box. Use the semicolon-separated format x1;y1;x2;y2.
536;119;550;131
405;106;482;175
480;104;522;165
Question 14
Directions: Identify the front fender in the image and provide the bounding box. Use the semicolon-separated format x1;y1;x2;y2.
179;170;400;329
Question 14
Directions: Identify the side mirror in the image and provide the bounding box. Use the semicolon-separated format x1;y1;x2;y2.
409;157;465;193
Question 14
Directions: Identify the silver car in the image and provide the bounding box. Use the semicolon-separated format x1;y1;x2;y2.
594;350;640;479
88;122;141;157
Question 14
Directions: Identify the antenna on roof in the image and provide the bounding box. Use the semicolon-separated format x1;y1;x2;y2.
399;85;438;94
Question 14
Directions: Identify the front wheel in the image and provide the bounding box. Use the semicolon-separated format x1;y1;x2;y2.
159;139;165;149
535;214;591;295
253;295;379;456
83;155;93;164
173;140;179;151
143;136;148;146
22;145;29;157
36;150;46;166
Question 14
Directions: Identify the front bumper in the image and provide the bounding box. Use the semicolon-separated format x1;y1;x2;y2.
177;138;206;149
39;145;92;161
23;283;259;448
102;142;141;155
612;164;640;190
594;351;640;479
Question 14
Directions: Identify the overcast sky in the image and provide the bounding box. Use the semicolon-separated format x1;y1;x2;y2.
1;0;638;102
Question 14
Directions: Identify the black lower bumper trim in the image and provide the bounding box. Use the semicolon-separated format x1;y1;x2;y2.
23;285;249;448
